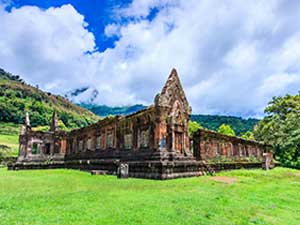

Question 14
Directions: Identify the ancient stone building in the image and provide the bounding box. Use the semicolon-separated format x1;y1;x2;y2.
11;69;274;179
17;111;67;166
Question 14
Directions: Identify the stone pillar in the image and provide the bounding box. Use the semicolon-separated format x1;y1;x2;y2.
18;113;31;162
171;124;175;152
25;112;30;127
154;115;167;151
50;110;58;132
18;135;27;161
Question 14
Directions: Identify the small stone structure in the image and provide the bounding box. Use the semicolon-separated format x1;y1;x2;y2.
10;69;274;179
17;111;67;165
262;152;275;170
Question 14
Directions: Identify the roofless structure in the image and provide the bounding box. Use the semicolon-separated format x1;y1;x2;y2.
10;69;274;179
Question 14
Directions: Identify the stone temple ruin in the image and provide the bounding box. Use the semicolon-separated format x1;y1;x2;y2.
10;69;274;179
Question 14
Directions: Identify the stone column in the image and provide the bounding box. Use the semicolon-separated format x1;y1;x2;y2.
50;110;58;132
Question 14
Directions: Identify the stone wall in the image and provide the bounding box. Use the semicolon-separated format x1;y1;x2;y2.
65;107;160;161
193;129;268;162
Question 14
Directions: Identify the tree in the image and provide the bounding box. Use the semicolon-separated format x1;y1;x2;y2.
33;120;70;132
241;131;255;140
189;121;202;136
217;124;235;136
58;120;70;131
254;93;300;168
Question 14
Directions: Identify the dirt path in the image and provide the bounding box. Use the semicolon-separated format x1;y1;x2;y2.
210;176;237;184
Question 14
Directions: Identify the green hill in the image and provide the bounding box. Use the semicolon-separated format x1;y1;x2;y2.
0;123;20;162
0;68;99;128
191;114;259;136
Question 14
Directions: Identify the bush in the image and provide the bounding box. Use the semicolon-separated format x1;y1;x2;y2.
189;121;202;136
217;124;235;136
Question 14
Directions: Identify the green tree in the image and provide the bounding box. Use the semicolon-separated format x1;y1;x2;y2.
241;131;255;140
58;120;70;131
254;94;300;168
189;121;202;136
217;124;235;136
32;125;49;132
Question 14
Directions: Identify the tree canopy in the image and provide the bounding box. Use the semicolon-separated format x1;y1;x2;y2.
254;94;300;168
188;121;202;136
217;124;236;136
191;114;258;136
241;131;255;140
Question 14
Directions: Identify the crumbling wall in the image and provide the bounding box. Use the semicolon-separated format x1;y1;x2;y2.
18;130;67;162
193;129;266;162
65;107;159;160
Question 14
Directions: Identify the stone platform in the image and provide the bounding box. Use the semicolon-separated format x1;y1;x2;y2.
8;159;265;180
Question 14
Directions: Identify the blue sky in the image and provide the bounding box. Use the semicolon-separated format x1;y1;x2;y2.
1;0;300;118
5;0;131;51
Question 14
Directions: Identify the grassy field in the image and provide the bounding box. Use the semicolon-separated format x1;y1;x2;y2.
0;168;299;225
0;122;20;158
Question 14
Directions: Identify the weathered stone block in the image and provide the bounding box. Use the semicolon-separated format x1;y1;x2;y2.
117;163;129;179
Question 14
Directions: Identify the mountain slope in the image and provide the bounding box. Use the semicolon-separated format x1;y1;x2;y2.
191;114;258;136
0;68;99;128
80;103;147;117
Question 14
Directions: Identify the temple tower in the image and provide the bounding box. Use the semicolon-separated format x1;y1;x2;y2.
154;68;192;158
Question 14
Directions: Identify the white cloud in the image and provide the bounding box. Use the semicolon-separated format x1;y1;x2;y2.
1;0;300;117
104;23;120;37
224;42;258;71
0;4;96;88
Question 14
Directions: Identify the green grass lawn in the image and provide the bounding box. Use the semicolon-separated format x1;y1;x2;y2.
0;122;20;158
0;168;299;225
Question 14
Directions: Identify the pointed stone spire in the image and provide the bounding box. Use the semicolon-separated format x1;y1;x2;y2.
160;68;180;95
155;68;191;114
50;110;59;132
25;112;30;127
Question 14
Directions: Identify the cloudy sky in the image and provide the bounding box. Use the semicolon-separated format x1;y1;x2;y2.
1;0;300;117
